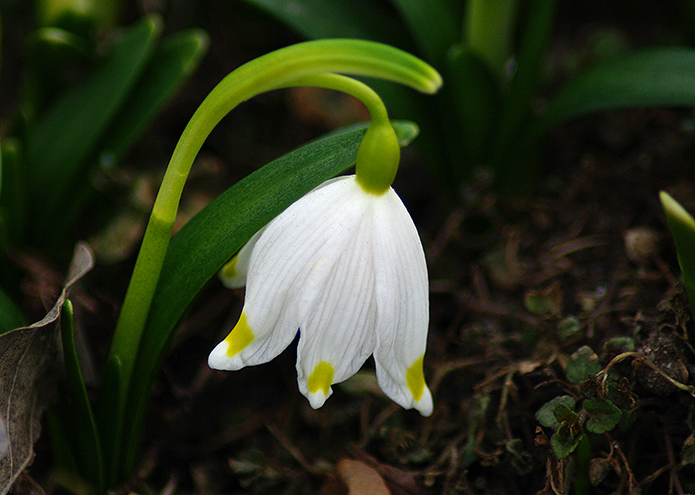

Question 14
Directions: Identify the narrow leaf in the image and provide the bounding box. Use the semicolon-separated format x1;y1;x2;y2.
237;0;411;48
57;29;209;239
26;15;162;241
388;0;460;64
445;45;501;175
96;29;209;168
532;47;695;140
492;0;557;188
660;191;695;314
59;300;104;490
0;289;25;335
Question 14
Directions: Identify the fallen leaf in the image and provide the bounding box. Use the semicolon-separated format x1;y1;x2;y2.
0;243;93;495
336;459;390;495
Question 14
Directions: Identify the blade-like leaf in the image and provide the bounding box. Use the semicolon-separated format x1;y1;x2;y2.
504;46;695;194
119;121;419;475
492;0;556;182
532;47;695;140
0;289;25;335
59;299;104;491
445;45;501;176
57;29;209;239
238;0;411;48
26;15;162;242
660;191;695;315
95;29;209;168
22;27;92;120
388;0;460;64
0;139;25;248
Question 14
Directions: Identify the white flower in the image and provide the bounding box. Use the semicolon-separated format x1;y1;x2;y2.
208;174;432;416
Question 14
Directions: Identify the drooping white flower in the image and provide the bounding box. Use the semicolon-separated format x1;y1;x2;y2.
208;174;432;416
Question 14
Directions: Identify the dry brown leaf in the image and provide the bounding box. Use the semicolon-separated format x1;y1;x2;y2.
0;243;93;495
336;459;390;495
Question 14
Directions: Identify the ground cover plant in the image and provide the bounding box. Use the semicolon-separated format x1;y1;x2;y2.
4;1;695;495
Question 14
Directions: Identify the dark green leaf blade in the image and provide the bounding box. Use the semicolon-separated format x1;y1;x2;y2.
59;300;104;491
492;0;557;189
96;28;209;168
532;47;695;140
26;15;162;241
444;45;501;177
56;29;209;245
0;288;26;335
238;0;411;47
388;0;460;64
584;397;622;434
0;139;26;248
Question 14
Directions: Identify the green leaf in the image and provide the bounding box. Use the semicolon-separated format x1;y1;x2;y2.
680;431;695;466
444;45;501;176
492;0;557;191
660;191;695;317
565;345;602;384
117;121;418;477
59;299;104;490
23;27;92;119
551;431;583;460
26;15;162;243
237;0;410;47
388;0;460;64
584;397;622;434
536;395;576;429
557;315;582;341
95;28;209;168
0;139;25;248
0;288;26;334
59;29;209;237
531;47;695;142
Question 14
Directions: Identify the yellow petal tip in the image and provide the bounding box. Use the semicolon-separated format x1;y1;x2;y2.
406;355;426;402
221;255;239;281
224;312;254;357
307;361;335;396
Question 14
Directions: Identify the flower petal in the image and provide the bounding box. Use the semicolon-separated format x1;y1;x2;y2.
371;188;432;416
209;175;364;373
219;228;265;288
294;181;379;407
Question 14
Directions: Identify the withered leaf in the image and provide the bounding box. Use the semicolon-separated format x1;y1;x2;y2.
0;243;93;495
336;459;390;495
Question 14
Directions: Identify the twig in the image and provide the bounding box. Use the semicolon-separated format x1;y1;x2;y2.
598;352;695;396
